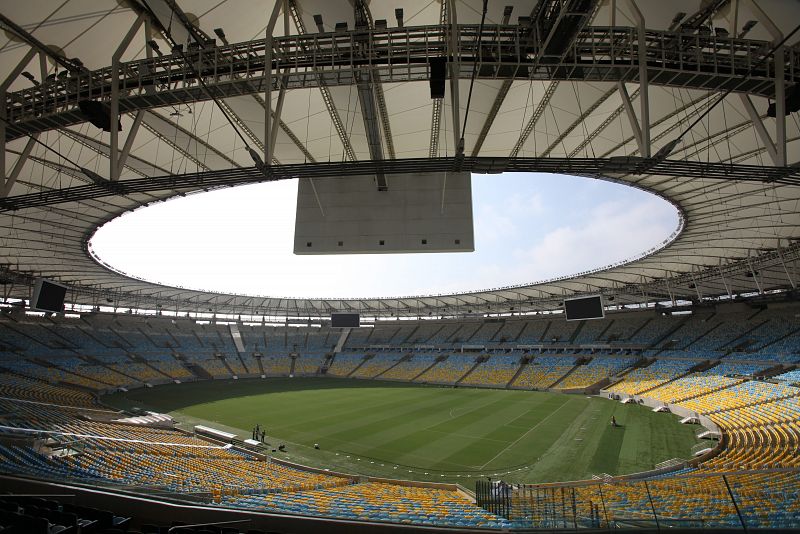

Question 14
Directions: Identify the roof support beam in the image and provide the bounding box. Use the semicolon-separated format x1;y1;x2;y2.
1;47;38;198
776;240;796;290
354;0;387;190
288;0;356;162
739;94;778;165
746;254;763;294
429;1;447;158
117;111;145;176
59;127;169;178
741;0;785;166
618;81;645;157
140;111;241;171
264;0;283;166
471;80;511;157
623;0;650;157
1;135;37;198
569;88;637;157
718;262;732;298
541;86;615;157
111;13;147;181
469;3;556;158
447;0;462;154
509;82;559;157
774;46;787;166
429;99;443;158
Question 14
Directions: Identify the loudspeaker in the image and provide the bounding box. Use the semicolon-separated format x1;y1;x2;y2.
767;85;800;117
31;278;67;313
78;100;122;132
429;57;447;99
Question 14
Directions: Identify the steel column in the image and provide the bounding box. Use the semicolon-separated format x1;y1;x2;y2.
739;94;778;165
625;0;649;157
1;47;38;197
447;0;461;153
111;13;146;181
264;0;283;166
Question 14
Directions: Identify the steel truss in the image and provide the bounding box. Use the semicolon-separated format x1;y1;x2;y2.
1;241;798;319
0;156;797;213
4;24;799;141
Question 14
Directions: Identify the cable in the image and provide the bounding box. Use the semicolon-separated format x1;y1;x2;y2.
657;23;800;160
0;114;114;186
0;116;79;170
139;0;262;169
458;0;488;156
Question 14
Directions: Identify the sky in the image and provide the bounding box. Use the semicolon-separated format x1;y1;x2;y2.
89;173;680;299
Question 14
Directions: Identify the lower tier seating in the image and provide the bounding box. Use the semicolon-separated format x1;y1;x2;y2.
225;482;511;529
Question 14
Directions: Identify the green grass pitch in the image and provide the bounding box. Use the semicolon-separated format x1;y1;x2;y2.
106;378;702;484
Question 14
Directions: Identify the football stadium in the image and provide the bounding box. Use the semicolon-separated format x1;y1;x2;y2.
1;0;800;532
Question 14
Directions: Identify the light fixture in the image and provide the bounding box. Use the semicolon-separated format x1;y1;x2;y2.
313;14;325;33
213;28;228;45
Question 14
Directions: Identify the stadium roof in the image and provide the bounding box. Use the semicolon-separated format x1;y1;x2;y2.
1;0;799;318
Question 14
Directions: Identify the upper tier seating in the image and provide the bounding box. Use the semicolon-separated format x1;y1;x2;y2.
510;356;577;389
326;353;364;377
415;354;475;384
350;352;405;379
460;354;521;387
553;356;636;390
381;353;438;380
294;353;326;375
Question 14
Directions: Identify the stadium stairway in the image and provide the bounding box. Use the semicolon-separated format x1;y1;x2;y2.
33;357;116;391
219;356;237;377
568;321;586;344
717;316;769;352
345;355;372;378
82;354;144;386
235;353;254;375
757;363;793;379
333;329;350;353
598;358;648;393
454;356;487;385
546;357;588;389
397;324;419;344
505;356;529;388
182;359;213;380
253;353;266;376
410;355;448;381
649;316;692;351
757;324;800;353
372;354;411;379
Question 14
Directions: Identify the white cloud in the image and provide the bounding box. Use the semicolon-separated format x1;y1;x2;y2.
513;197;677;279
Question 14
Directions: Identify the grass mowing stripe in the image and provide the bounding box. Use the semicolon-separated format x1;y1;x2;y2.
274;387;449;438
479;396;580;470
314;393;482;454
390;395;537;469
104;378;702;484
435;394;571;469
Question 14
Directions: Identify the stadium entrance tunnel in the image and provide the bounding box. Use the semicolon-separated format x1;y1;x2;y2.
88;173;682;299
